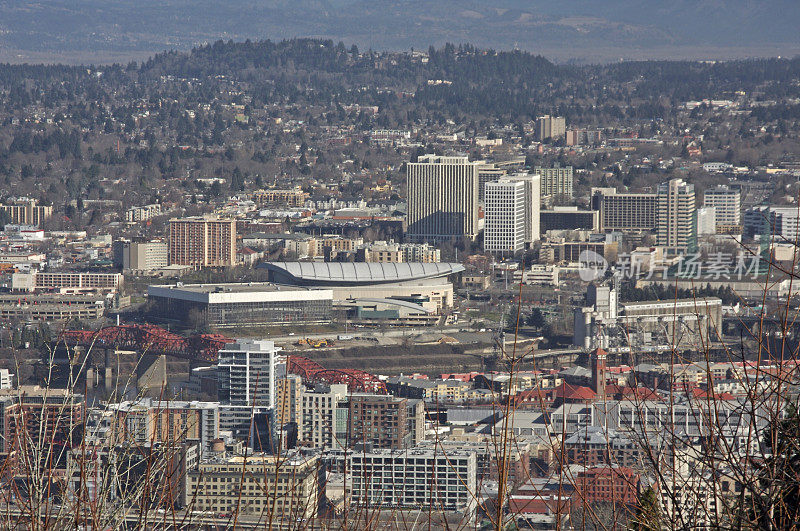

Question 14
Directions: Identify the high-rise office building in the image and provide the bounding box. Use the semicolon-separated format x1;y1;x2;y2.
483;179;526;254
536;115;566;141
168;216;236;267
406;155;480;242
657;178;697;253
477;162;507;202
591;188;657;232
217;339;278;435
702;185;741;230
507;172;541;244
535;166;573;198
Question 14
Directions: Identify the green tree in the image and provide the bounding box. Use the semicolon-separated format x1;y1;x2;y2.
629;487;661;530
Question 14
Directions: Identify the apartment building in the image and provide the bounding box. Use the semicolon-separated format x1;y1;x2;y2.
536;115;566;141
217;339;278;436
275;374;303;427
250;189;309;207
0;200;52;227
107;398;219;456
168;216;236;267
535;165;573;198
347;394;424;450
125;204;161;222
0;386;84;453
300;384;349;449
657;178;696;253
114;239;169;271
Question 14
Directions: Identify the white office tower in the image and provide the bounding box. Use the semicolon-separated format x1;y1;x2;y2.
217;339;279;435
697;207;717;236
507;172;541;244
703;185;741;230
407;155;480;242
484;179;526;254
657;178;697;253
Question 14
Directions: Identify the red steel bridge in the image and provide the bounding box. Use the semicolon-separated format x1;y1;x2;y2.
58;325;387;392
58;324;233;363
288;355;386;394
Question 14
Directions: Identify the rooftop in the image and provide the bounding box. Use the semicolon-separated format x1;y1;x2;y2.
262;261;465;285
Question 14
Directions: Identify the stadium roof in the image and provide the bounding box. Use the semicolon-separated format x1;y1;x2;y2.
262;262;465;286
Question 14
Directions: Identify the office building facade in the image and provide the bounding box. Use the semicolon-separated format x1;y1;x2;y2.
591;188;657;232
508;172;541;244
119;240;169;271
349;449;477;513
168;216;236;267
703;185;741;230
484;179;526;254
406;155;480;242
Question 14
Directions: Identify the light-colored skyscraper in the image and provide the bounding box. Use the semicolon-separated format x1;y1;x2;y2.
507;172;541;244
697;206;717;235
169;216;236;267
702;185;741;230
657;178;697;253
406;155;480;242
217;339;278;435
484;179;526;254
535;165;573;198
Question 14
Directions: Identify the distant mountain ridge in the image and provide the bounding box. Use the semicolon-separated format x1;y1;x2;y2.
0;0;797;63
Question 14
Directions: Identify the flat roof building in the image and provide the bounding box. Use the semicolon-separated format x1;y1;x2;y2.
349;448;477;514
169;216;236;267
407;155;480;242
147;283;333;328
591;187;657;232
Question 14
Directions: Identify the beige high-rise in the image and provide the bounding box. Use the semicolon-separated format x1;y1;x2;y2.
407;155;480;242
657;178;696;253
169;216;236;267
0;200;52;227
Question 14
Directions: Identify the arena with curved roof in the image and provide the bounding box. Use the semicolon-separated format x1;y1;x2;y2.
261;262;465;286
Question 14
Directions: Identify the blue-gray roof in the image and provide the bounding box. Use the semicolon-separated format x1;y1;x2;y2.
262;262;465;285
